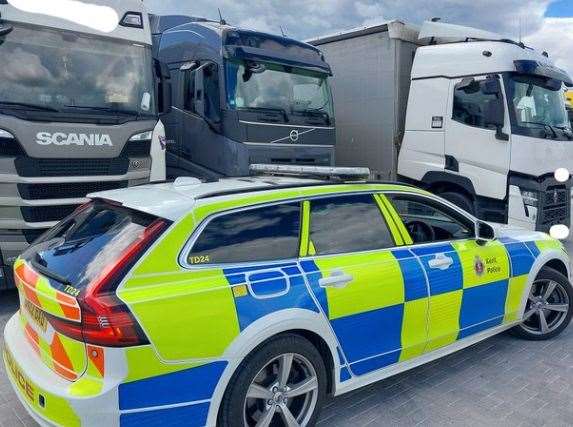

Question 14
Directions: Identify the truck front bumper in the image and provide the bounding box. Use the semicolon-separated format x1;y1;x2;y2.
508;174;571;233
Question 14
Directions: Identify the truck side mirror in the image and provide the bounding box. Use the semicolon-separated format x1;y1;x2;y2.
484;99;509;141
193;67;205;117
155;60;172;116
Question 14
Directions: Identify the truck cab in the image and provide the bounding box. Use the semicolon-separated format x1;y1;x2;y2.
151;15;336;179
397;22;573;232
0;0;168;289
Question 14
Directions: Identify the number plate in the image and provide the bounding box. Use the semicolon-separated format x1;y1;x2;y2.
24;300;48;333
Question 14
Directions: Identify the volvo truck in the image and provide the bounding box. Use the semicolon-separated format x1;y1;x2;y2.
151;15;336;179
309;20;573;233
0;0;170;289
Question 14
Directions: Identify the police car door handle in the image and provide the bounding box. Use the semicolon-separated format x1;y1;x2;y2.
319;270;353;289
428;254;454;270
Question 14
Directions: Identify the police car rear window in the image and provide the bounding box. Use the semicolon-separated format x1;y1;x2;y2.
21;201;158;291
188;202;301;265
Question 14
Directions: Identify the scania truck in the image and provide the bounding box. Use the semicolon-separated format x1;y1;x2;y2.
309;20;573;233
151;15;336;179
0;0;170;289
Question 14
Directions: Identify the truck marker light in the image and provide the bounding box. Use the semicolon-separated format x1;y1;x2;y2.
550;224;569;240
554;168;570;183
8;0;119;33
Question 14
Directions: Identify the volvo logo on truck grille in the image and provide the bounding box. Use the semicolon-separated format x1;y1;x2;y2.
36;132;113;147
289;130;300;142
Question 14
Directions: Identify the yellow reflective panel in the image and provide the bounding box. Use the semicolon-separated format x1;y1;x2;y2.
400;299;428;362
426;290;463;352
504;275;529;323
119;269;240;361
452;240;510;289
314;251;405;320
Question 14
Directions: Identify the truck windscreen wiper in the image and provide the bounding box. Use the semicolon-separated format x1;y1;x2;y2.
63;105;142;117
520;121;559;139
0;101;60;112
240;107;290;122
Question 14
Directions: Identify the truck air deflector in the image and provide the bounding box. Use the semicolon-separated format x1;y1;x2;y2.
224;46;332;75
514;60;573;87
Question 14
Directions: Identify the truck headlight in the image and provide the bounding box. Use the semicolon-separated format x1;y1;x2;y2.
129;131;153;142
0;129;15;139
521;190;539;207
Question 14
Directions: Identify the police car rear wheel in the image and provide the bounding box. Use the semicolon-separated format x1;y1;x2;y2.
219;334;327;427
511;267;573;340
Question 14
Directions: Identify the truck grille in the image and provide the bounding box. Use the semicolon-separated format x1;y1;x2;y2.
15;157;130;177
21;205;78;223
538;186;570;232
18;181;128;200
123;140;151;157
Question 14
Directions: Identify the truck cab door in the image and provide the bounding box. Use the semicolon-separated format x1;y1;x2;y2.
444;75;511;206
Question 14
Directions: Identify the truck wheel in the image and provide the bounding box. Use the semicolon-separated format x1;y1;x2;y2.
511;267;573;341
439;191;475;215
218;334;327;427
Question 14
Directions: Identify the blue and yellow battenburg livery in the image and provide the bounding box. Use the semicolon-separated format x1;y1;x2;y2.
3;181;569;427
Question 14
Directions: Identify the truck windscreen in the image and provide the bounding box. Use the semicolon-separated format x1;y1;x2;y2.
0;22;156;117
506;73;571;140
225;60;333;121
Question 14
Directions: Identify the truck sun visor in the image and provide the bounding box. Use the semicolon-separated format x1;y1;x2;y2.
514;60;573;87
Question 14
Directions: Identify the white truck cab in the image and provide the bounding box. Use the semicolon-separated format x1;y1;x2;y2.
310;20;573;233
399;21;573;232
0;0;169;289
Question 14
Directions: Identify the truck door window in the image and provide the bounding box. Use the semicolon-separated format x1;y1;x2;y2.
184;62;220;122
203;63;221;122
309;194;394;256
188;202;301;265
183;69;197;113
452;78;500;129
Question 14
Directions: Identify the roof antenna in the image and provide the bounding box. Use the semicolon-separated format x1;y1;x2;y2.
280;25;287;37
218;8;227;26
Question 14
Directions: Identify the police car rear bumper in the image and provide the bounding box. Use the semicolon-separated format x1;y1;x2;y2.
3;314;119;427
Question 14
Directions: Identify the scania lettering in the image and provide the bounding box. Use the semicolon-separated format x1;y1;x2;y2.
309;20;573;233
36;132;113;147
151;15;335;179
0;0;171;290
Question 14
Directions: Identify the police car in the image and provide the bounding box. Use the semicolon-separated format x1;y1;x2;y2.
3;165;572;427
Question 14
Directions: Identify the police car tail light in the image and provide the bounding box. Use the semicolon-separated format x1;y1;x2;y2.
51;219;169;347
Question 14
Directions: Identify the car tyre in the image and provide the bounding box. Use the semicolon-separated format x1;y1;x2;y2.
511;267;573;341
218;333;327;427
439;191;475;215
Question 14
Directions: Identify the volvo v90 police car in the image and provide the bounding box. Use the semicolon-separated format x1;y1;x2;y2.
3;165;572;427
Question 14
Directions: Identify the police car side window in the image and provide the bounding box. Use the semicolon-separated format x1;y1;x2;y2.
188;202;301;265
309;194;394;255
388;195;474;244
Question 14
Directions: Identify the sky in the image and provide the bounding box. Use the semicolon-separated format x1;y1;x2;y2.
146;0;573;74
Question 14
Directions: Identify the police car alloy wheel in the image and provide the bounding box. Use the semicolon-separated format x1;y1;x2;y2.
219;334;327;427
512;267;573;340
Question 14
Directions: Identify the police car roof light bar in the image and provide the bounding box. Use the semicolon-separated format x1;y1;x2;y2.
249;164;371;181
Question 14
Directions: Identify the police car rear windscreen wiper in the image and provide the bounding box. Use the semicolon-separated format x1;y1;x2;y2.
0;101;60;113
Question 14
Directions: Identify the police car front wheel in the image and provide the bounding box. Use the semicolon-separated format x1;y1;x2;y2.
219;334;327;427
512;267;573;340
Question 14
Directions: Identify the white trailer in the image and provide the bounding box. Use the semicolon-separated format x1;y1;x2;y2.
309;20;573;233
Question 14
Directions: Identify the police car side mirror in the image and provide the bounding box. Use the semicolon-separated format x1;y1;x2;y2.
476;221;495;244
